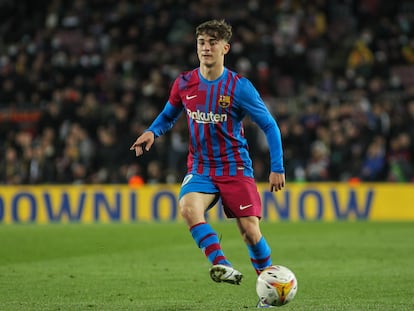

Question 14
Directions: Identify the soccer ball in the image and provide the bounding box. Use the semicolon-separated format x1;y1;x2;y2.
256;265;298;306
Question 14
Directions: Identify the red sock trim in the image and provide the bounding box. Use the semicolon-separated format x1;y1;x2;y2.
205;243;221;256
213;255;227;265
250;255;271;264
199;233;215;245
189;222;207;231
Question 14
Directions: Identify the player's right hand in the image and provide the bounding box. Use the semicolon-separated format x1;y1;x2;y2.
129;131;155;157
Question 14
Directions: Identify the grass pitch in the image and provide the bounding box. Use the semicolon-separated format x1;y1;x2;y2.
0;221;413;311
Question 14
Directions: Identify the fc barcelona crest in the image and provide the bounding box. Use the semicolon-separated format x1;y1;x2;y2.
218;95;231;108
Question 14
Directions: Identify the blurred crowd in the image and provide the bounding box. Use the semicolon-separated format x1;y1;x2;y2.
1;0;414;185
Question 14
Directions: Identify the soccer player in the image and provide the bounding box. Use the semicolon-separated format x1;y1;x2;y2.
130;19;285;307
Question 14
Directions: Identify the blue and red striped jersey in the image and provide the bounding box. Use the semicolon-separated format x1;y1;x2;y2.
147;67;284;177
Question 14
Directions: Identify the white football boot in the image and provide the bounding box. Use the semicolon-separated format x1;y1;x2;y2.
209;264;243;285
256;300;274;308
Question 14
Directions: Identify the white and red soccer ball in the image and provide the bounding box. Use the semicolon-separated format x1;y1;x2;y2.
256;265;298;306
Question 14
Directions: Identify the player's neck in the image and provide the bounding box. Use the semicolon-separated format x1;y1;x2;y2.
199;65;224;81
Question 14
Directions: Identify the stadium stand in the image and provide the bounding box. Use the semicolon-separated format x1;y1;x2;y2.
0;0;413;184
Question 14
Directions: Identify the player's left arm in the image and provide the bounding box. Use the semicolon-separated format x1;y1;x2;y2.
237;78;285;191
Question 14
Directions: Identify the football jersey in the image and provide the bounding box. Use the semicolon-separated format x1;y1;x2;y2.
147;67;284;177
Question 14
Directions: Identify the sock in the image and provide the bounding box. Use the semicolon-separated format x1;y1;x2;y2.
247;236;272;275
190;222;231;266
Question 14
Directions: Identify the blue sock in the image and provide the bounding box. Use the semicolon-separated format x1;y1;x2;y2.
190;222;231;266
247;236;272;275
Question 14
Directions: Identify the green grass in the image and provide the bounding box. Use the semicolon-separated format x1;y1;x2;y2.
0;221;413;310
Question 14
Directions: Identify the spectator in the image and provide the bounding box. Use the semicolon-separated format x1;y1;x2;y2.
387;132;413;182
306;141;330;181
360;136;386;181
0;146;26;184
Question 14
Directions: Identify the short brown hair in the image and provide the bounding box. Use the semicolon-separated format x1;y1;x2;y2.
196;19;232;42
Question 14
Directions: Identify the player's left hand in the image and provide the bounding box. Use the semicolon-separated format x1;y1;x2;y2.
269;172;285;192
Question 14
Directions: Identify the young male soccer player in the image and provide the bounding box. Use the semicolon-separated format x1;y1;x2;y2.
130;19;285;307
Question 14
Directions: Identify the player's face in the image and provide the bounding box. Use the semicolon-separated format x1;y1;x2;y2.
197;34;230;68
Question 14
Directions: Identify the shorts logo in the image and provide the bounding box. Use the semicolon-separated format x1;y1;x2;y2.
186;94;197;100
182;174;193;186
239;204;253;210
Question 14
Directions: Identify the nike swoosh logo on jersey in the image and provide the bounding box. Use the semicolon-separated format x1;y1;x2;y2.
186;94;197;100
239;204;253;210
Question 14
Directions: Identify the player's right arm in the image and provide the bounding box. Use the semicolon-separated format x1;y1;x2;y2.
130;76;184;157
130;130;155;157
130;102;183;157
